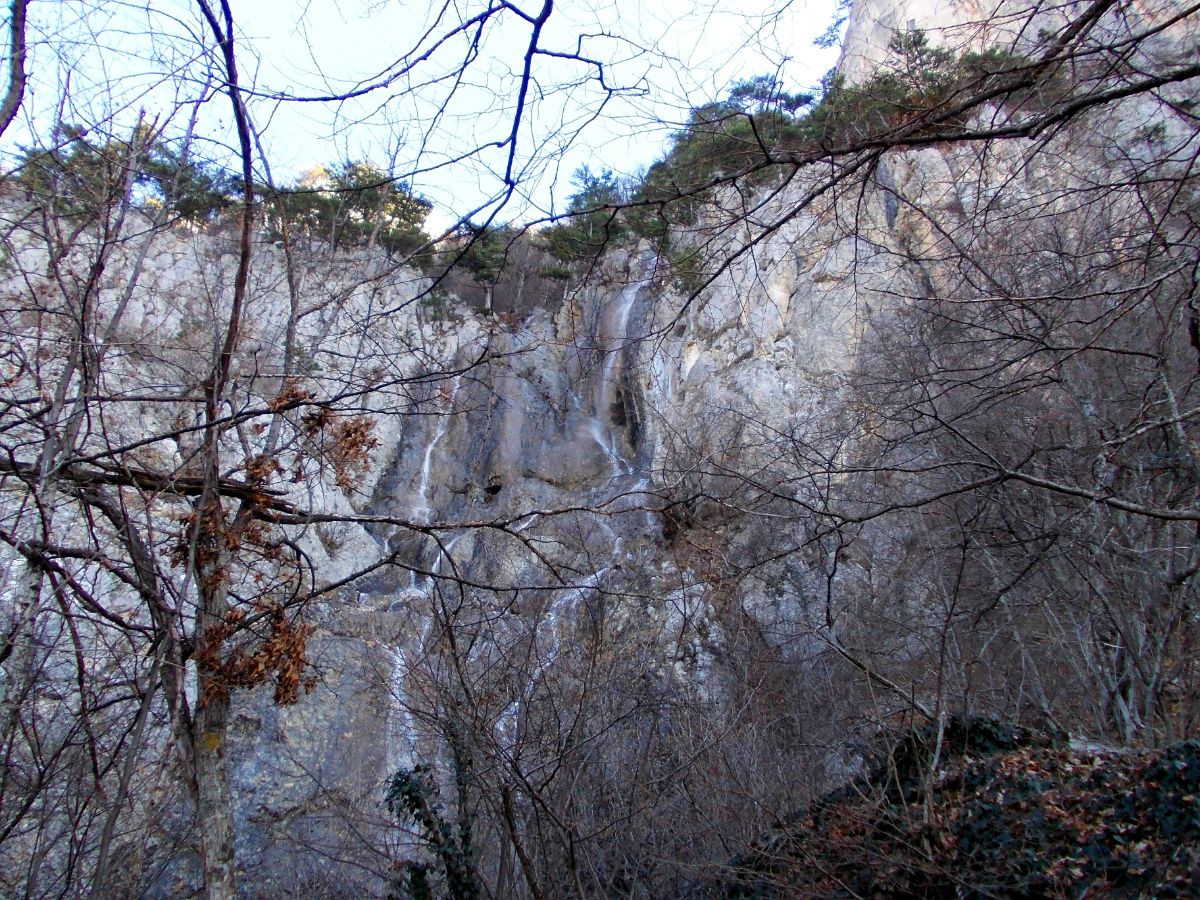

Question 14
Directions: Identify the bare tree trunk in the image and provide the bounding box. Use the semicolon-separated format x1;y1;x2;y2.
0;0;28;139
190;4;256;894
194;688;235;900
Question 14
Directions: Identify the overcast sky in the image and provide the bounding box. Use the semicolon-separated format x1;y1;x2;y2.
6;0;840;228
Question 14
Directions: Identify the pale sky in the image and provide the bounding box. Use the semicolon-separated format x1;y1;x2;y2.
6;0;840;229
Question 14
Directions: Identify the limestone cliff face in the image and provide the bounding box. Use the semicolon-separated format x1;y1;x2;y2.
218;2;1199;889
4;1;1194;894
838;0;1200;83
253;183;885;890
839;0;994;82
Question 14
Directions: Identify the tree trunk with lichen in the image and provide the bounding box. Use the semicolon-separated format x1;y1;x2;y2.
189;490;238;900
193;687;235;900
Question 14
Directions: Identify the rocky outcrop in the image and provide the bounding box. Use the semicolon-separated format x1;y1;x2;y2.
694;719;1200;898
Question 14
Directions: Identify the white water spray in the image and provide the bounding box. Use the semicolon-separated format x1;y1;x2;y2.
585;277;644;478
411;375;462;523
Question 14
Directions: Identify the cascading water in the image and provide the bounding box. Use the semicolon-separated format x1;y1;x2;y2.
384;378;471;785
596;279;640;419
386;647;419;772
591;267;661;536
405;376;463;591
411;375;462;524
391;262;660;797
584;274;644;479
494;561;612;751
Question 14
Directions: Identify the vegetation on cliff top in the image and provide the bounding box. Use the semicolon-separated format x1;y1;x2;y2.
540;27;1045;293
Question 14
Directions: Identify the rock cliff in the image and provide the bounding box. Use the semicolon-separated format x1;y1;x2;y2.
1;0;1197;896
200;0;1200;890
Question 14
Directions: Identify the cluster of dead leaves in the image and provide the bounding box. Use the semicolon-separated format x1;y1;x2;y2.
195;604;316;706
295;403;378;491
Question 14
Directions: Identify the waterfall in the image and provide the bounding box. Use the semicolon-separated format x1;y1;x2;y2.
595;277;641;422
584;275;644;478
386;647;418;773
411;375;462;523
397;264;656;780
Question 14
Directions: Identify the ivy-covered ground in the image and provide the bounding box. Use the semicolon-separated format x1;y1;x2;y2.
699;720;1200;898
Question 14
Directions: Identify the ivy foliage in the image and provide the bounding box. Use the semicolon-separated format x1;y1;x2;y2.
385;764;480;900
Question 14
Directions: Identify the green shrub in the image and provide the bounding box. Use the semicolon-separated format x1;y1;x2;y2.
262;160;432;256
668;246;709;295
16;123;239;223
418;286;454;321
541;34;1037;287
540;165;629;263
446;222;519;284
